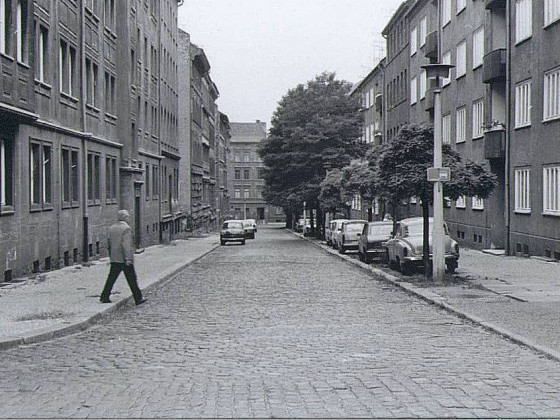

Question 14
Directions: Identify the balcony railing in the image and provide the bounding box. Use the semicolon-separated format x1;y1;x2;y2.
484;128;505;160
482;49;506;84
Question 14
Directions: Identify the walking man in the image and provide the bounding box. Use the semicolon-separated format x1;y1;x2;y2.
100;210;147;306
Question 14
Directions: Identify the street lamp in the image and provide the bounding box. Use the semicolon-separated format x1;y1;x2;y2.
422;63;454;283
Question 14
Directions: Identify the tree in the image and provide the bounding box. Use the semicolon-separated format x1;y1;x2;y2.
376;123;497;277
258;72;365;232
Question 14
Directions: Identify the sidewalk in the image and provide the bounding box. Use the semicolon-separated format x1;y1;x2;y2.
299;232;560;362
0;235;220;350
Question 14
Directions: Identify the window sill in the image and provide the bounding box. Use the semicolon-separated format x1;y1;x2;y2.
86;104;101;113
543;115;560;124
105;199;118;205
472;63;483;71
514;123;531;130
60;91;79;104
0;52;15;62
17;60;30;69
515;209;531;215
544;16;560;29
34;79;52;90
472;207;484;211
456;7;465;15
543;211;560;217
87;200;101;207
0;206;14;216
455;206;466;210
515;35;532;47
30;203;53;213
456;73;466;81
455;140;466;145
472;135;484;140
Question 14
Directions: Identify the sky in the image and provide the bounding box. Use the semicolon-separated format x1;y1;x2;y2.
178;0;403;128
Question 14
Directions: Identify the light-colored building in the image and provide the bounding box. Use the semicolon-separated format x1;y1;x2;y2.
228;121;285;223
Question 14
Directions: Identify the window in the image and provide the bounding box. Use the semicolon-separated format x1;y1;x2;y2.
244;188;250;199
0;137;13;212
419;69;426;100
410;26;417;56
105;156;117;203
456;0;466;14
59;40;76;96
36;25;48;82
145;163;150;200
152;166;159;199
456;107;466;143
0;0;11;55
85;58;99;107
104;72;116;115
456;196;466;208
515;0;532;43
472;100;484;138
30;140;52;209
16;0;28;64
456;40;466;78
410;76;417;105
442;114;451;144
234;188;240;199
545;0;560;26
243;169;250;180
543;166;560;214
419;16;427;47
472;27;484;69
515;168;531;212
234;169;240;180
442;0;451;26
515;80;532;127
442;51;451;87
472;196;484;210
544;68;560;121
87;152;101;205
61;147;79;207
244;153;250;162
104;0;115;30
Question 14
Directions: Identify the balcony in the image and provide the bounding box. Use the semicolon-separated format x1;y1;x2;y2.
424;31;438;61
483;49;506;84
484;128;505;160
485;0;506;10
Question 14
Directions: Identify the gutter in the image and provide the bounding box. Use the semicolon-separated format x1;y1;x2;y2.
505;1;511;255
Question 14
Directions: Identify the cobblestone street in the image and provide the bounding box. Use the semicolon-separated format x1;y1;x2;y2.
2;227;560;418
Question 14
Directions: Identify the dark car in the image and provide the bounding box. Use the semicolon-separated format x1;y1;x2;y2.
357;221;393;264
220;220;246;245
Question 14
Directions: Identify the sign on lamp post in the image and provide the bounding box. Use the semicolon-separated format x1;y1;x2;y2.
422;63;454;283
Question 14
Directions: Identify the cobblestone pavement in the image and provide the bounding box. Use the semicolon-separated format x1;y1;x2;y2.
2;227;560;418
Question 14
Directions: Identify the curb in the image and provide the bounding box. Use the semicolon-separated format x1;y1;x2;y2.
0;242;220;351
290;229;560;363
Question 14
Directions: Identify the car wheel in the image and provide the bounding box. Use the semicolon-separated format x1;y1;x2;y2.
241;239;246;245
338;245;345;254
358;251;364;262
399;260;412;275
364;254;372;264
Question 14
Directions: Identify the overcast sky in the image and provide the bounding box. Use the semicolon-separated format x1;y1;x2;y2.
178;0;403;127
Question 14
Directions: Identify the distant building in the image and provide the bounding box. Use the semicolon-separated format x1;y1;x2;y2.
228;121;285;223
216;112;231;224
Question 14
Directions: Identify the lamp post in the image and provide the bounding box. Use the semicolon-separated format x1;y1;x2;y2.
422;63;454;283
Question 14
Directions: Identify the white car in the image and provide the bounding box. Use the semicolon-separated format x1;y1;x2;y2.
326;219;347;246
241;220;256;239
337;220;367;254
330;219;348;249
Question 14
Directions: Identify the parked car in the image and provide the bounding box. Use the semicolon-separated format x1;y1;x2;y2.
326;219;347;246
337;220;367;254
242;219;256;239
357;221;394;264
220;220;246;245
295;218;311;234
383;217;459;275
330;219;348;249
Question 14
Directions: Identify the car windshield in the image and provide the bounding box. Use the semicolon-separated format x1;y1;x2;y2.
405;222;448;236
345;223;365;233
368;224;393;236
243;221;252;227
224;221;243;229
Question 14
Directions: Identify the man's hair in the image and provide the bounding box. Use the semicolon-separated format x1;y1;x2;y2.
117;210;130;221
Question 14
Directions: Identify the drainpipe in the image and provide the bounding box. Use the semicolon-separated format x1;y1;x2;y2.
158;0;163;242
505;1;511;255
80;0;88;263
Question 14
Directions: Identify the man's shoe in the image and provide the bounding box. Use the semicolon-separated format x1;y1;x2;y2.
100;299;112;304
135;298;147;306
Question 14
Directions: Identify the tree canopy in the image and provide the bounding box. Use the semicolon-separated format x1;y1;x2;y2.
258;72;365;221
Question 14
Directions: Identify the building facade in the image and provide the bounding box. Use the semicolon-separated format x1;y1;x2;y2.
0;0;181;280
228;121;285;223
216;111;231;224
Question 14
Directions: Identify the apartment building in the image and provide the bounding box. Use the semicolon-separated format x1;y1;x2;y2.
349;60;386;221
228;121;285;223
188;43;219;232
216;111;231;224
0;0;181;280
